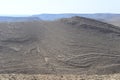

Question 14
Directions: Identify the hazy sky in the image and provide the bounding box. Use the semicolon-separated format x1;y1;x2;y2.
0;0;120;15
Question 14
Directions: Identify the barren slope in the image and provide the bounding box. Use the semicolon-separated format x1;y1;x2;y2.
105;18;120;27
0;17;120;74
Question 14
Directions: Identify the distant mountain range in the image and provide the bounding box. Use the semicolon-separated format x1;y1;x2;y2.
33;14;120;26
32;13;120;21
0;16;40;22
0;13;120;26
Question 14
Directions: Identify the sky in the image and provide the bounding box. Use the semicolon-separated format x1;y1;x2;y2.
0;0;120;15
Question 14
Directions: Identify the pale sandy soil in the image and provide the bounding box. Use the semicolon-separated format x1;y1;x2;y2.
0;74;120;80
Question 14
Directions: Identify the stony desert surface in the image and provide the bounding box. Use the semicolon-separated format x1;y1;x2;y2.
0;74;119;80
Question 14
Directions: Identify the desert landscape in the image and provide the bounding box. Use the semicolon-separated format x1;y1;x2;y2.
0;0;120;79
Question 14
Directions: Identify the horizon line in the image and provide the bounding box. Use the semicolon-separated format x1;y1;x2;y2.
0;13;120;17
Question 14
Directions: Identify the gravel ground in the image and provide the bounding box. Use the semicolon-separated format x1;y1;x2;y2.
0;74;120;80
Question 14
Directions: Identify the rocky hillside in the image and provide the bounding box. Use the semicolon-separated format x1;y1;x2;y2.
0;16;120;74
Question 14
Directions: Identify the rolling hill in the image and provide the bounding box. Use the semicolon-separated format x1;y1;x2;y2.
0;16;120;75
